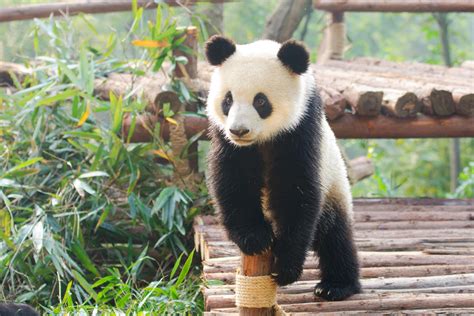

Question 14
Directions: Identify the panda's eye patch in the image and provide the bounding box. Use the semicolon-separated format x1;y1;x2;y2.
221;91;233;116
253;93;272;119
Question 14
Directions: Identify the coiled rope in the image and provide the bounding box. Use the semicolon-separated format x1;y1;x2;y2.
235;271;287;315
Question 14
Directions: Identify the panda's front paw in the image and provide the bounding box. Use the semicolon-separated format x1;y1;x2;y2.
230;224;273;255
272;257;303;286
314;280;361;301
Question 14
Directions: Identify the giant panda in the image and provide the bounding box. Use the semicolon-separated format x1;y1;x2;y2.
205;36;361;301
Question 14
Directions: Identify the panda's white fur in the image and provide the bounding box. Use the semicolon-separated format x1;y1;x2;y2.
206;40;352;219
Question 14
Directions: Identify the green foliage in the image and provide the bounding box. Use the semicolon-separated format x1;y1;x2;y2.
47;251;202;314
0;4;203;313
346;138;474;197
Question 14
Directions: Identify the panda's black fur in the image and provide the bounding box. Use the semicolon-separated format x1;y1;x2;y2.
0;303;39;316
206;36;361;301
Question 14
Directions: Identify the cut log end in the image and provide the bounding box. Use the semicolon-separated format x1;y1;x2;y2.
455;94;474;117
357;91;383;116
431;89;455;116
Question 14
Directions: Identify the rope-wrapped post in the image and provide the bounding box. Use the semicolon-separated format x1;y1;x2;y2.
237;251;276;316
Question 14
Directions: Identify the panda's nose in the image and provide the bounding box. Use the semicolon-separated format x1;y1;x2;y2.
229;128;250;137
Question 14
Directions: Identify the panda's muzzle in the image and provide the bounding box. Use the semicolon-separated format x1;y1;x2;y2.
229;128;250;137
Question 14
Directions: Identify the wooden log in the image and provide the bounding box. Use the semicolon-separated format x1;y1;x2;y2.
454;91;474;117
352;197;474;206
199;226;474;244
239;251;274;316
319;86;347;120
207;308;474;315
204;236;474;259
330;115;474;138
121;113;474;142
313;0;474;12
204;280;474;297
324;58;474;83
341;84;383;116
314;65;466;116
424;88;455;116
203;251;474;273
205;264;474;284
203;236;474;253
355;220;474;230
279;293;474;312
381;90;420;118
0;0;233;23
461;60;474;69
206;291;474;311
347;156;374;184
316;309;474;316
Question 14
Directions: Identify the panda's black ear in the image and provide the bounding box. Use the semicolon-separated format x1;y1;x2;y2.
205;35;236;66
277;40;310;75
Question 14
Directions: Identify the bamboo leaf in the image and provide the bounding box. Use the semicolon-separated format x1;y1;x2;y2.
76;102;91;127
2;157;43;178
72;270;98;302
176;250;194;287
71;241;100;277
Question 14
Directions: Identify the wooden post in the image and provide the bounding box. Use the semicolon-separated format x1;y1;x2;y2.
317;11;345;63
240;252;274;316
173;26;198;80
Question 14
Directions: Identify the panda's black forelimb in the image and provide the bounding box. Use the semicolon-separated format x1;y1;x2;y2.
207;127;274;255
263;92;323;286
313;200;361;301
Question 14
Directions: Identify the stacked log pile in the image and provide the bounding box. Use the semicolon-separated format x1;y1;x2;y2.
1;58;473;139
195;198;474;314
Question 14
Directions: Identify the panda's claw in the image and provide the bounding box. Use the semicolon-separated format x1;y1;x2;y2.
314;281;361;301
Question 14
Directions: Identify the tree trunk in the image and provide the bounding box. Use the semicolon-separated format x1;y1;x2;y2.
262;0;312;42
197;3;224;37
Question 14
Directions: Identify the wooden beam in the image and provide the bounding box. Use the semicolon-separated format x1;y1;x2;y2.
330;115;474;138
122;114;474;142
0;0;232;23
313;0;474;12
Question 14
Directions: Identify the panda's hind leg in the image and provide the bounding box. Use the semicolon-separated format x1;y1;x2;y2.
313;199;361;301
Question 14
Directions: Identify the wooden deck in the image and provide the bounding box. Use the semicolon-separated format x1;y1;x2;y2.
193;198;474;315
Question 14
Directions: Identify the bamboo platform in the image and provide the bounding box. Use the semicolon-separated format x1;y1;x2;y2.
194;198;474;315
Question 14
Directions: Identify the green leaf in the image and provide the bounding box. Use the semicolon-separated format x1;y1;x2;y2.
71;241;100;277
72;270;98;302
73;179;96;197
2;157;43;178
94;205;111;233
176;250;194;287
36;89;79;107
169;252;183;281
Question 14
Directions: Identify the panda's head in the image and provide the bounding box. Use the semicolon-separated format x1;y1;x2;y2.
205;36;313;146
